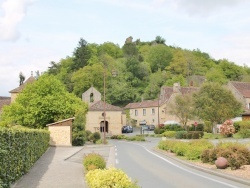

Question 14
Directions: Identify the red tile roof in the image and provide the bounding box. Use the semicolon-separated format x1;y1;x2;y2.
124;100;159;109
229;81;250;98
160;86;199;102
9;76;36;93
0;97;11;112
89;100;122;111
124;86;199;110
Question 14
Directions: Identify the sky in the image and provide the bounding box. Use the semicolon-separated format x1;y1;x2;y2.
1;0;250;96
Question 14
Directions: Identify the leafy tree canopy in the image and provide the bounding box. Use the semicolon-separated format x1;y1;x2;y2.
193;82;242;131
146;44;172;72
0;75;87;128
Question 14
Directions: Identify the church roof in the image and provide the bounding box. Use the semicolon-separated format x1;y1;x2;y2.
89;100;122;111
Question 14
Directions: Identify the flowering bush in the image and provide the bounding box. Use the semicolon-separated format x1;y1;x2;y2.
220;120;235;137
86;168;139;188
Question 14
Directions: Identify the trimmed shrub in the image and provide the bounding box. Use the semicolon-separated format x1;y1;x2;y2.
164;124;184;131
201;149;210;163
238;121;250;138
186;133;192;139
126;136;145;142
90;132;101;143
162;131;176;138
188;124;204;131
83;153;106;171
175;131;187;139
0;127;49;187
173;142;188;156
154;127;164;134
233;122;240;133
201;142;250;169
185;140;213;160
72;130;86;146
86;168;139;188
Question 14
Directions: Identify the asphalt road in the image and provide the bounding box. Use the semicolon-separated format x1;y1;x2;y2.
111;139;249;188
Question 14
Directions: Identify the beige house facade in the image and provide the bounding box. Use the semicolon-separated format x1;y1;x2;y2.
125;83;199;127
83;87;125;135
227;81;250;111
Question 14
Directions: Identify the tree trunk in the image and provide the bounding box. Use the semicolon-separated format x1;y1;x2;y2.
212;122;218;134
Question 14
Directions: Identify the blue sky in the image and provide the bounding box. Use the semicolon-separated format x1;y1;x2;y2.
1;0;250;96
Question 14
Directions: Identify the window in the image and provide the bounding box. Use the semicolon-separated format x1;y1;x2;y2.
90;93;94;102
151;108;155;115
143;109;146;116
135;110;138;116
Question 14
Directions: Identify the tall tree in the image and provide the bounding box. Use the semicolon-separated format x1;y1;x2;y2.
71;38;91;71
0;75;87;128
193;82;242;133
168;93;195;130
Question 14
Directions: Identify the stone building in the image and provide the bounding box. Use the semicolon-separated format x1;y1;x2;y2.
47;118;74;146
83;87;125;135
125;83;199;126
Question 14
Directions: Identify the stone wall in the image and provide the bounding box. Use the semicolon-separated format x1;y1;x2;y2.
48;125;72;146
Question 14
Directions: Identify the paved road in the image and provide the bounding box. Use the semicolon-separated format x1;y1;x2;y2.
112;139;249;188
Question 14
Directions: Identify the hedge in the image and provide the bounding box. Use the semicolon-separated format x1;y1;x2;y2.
0;127;49;188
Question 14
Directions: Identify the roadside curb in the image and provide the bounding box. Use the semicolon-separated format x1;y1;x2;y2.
152;147;250;186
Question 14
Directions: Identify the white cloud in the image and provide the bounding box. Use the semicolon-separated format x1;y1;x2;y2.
0;0;34;41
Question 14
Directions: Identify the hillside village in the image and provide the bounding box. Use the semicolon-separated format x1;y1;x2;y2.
1;71;250;142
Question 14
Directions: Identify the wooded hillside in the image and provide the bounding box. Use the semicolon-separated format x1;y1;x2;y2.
46;36;250;107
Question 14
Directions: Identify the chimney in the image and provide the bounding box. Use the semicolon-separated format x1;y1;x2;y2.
173;83;181;93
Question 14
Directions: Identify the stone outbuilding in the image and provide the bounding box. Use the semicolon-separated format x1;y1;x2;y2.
47;118;74;146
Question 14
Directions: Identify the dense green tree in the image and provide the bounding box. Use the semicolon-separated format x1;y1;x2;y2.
165;74;186;87
146;44;172;72
71;38;91;71
193;82;242;133
51;57;74;92
48;61;61;75
122;42;138;57
155;36;166;45
98;42;123;58
218;59;245;81
205;68;228;84
143;70;167;99
72;107;88;146
0;75;87;128
71;63;104;97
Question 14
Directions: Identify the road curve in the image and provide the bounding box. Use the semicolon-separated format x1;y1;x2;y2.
112;140;249;188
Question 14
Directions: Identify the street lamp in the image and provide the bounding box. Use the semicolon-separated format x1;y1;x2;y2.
103;65;107;144
103;65;117;144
